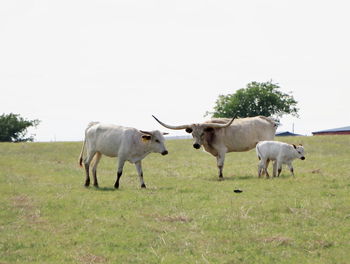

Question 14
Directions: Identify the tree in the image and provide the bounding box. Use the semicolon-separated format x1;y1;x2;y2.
0;113;40;142
209;81;299;122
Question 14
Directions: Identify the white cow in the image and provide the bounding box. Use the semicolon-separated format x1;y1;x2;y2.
256;141;305;178
78;122;168;189
153;115;277;179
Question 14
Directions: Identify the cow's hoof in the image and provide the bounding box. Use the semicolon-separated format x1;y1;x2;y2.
84;180;90;187
218;177;224;181
93;184;99;188
141;184;146;188
114;182;119;189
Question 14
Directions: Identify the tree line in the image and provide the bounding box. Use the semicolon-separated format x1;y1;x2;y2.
0;81;298;142
208;80;298;124
0;113;40;142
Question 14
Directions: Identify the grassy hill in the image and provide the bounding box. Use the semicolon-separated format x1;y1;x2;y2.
1;136;350;263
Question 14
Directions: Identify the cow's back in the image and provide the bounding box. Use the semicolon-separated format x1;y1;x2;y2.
86;123;132;157
256;141;283;159
222;116;276;152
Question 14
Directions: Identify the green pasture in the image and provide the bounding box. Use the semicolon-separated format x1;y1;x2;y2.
1;136;350;263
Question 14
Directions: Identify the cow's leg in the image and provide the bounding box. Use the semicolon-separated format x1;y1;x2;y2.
273;161;278;177
92;152;102;187
287;162;295;177
258;161;263;178
83;150;96;187
135;161;146;188
258;158;266;178
276;161;282;177
114;158;125;189
216;152;226;180
265;159;270;178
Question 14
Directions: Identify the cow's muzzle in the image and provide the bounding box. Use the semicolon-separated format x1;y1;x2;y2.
300;156;305;160
193;143;201;149
161;150;168;156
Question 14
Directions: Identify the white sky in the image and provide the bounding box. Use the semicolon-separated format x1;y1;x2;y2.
1;0;349;141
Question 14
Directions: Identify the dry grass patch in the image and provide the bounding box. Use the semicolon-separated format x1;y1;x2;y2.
76;253;108;264
260;236;293;246
150;213;193;223
11;194;44;224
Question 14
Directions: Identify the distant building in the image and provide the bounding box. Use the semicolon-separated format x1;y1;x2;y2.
312;126;350;136
275;131;302;137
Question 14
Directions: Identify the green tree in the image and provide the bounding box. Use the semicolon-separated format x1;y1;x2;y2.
209;81;298;122
0;113;40;142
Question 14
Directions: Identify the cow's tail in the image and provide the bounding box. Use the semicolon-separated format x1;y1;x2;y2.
78;122;99;167
256;142;262;160
79;137;86;167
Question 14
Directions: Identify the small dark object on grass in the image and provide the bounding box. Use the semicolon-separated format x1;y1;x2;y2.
233;189;243;193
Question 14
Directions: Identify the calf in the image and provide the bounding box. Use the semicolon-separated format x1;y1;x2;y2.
256;141;305;178
78;122;168;189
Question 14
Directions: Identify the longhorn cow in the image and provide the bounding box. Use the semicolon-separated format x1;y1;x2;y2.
152;115;276;179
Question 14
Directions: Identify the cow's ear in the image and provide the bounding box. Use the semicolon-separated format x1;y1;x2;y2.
204;127;214;133
185;128;193;133
142;135;152;142
293;144;297;149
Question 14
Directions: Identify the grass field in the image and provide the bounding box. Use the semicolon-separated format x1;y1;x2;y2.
1;135;350;263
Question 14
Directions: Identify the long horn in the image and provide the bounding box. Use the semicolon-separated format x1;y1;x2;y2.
204;116;235;128
152;115;190;130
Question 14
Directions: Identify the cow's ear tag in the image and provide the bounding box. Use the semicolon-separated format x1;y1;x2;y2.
142;135;151;142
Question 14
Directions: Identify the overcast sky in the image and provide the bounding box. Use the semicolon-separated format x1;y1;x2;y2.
1;0;349;141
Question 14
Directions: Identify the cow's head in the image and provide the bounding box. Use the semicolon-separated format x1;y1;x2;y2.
140;130;168;155
152;115;235;149
293;144;305;160
184;124;218;149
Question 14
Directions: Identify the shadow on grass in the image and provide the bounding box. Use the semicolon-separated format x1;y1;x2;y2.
156;186;176;191
206;175;253;181
92;186;117;192
235;175;253;180
277;174;295;179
